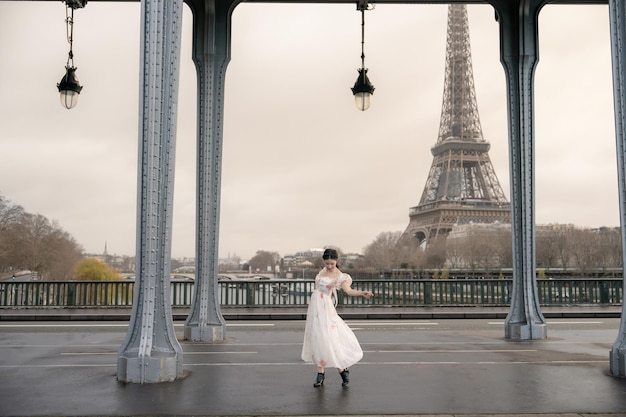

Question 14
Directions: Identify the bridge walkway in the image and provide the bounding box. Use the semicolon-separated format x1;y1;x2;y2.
0;305;622;321
1;310;626;416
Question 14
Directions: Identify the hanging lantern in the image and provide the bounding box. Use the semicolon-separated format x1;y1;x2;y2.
350;1;375;111
58;66;83;109
57;1;86;109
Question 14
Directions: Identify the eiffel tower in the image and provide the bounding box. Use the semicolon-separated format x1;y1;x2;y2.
402;4;510;246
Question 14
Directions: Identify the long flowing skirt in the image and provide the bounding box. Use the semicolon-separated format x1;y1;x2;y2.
301;290;363;369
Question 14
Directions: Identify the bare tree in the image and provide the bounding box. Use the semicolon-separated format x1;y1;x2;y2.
0;195;23;228
248;250;280;273
566;228;596;272
537;227;570;269
0;194;83;279
444;224;511;272
469;228;498;272
394;236;422;269
45;227;84;280
555;228;572;268
362;231;403;270
588;227;622;270
0;196;24;271
445;235;465;269
423;237;447;269
537;230;557;269
10;213;51;274
493;228;512;268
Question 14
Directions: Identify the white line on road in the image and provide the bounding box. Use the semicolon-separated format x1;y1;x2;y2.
364;349;538;353
59;351;258;355
2;359;607;369
181;359;607;366
59;349;530;356
0;323;129;328
347;322;439;326
488;321;604;325
0;323;275;328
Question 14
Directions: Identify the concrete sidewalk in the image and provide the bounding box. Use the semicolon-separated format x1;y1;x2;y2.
0;304;623;321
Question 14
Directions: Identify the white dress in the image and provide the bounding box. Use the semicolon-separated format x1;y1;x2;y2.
301;272;363;370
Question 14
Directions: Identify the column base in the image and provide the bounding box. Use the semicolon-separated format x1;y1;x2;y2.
505;322;547;340
117;352;184;383
184;323;225;342
610;347;626;377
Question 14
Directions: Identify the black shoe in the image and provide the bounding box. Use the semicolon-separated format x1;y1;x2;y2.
340;369;350;387
313;372;325;387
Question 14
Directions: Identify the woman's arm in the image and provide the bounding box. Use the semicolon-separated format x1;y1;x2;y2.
340;279;373;299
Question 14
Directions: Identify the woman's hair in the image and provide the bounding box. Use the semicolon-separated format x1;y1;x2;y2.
322;248;339;260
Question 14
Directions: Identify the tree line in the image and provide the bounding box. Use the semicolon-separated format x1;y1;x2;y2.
2;193;622;280
0;195;84;279
361;226;622;272
0;194;123;281
240;226;622;275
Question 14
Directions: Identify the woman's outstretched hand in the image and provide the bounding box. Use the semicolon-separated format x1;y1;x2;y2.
362;291;373;299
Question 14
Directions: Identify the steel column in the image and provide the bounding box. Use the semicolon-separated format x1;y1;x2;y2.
183;0;239;341
492;0;547;340
608;0;626;377
117;0;185;382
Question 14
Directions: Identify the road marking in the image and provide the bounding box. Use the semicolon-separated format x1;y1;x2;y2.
1;320;607;329
0;358;607;369
364;349;538;353
0;340;605;350
184;351;258;354
0;323;274;328
348;321;439;326
488;321;604;325
60;351;257;355
0;364;116;368
60;352;117;355
182;359;607;366
0;344;122;348
46;349;539;359
0;323;129;328
55;348;537;357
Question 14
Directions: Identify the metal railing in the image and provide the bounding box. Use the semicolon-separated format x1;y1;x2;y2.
0;278;622;308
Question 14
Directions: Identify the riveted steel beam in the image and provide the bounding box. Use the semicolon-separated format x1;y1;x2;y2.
117;0;185;383
182;0;240;342
608;0;626;377
492;0;548;340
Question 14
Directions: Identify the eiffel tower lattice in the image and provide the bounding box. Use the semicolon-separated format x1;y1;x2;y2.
402;4;510;246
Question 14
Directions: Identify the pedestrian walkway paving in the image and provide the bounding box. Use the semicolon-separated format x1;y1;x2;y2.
0;304;622;321
1;317;626;416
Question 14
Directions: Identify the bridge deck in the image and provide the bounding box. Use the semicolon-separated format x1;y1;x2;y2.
1;316;626;416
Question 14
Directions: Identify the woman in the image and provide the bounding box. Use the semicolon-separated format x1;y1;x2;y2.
301;248;373;387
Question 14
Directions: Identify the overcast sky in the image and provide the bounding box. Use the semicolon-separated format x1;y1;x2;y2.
0;1;618;261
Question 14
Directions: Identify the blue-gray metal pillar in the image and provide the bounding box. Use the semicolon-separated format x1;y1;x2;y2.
609;0;626;377
493;0;547;340
117;0;185;383
183;0;239;341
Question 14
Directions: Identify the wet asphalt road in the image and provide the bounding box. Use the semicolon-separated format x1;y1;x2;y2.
1;318;626;416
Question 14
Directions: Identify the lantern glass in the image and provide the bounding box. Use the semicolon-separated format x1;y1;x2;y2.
60;90;79;109
354;92;371;111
